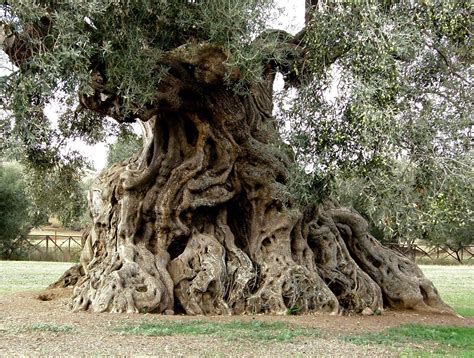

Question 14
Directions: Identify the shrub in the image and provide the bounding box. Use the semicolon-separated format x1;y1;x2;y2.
0;163;34;258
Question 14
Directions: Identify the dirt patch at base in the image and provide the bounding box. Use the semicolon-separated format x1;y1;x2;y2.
0;289;472;356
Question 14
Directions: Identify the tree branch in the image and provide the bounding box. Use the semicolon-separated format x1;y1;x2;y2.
421;30;472;86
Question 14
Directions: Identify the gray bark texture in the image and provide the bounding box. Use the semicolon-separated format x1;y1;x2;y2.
67;45;453;316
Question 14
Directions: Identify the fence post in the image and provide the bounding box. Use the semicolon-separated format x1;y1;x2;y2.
68;237;72;261
24;234;84;261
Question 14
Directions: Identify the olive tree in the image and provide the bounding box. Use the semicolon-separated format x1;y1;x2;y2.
1;1;468;315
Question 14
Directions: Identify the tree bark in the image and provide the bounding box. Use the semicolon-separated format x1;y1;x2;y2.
69;46;453;315
1;21;453;315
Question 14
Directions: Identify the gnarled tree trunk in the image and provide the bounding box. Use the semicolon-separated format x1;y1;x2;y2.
70;45;453;316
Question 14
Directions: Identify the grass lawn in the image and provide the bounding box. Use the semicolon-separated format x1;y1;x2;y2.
420;265;474;317
345;324;474;357
0;260;73;294
343;265;474;357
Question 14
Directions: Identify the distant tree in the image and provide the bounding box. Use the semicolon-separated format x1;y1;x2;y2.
0;163;41;258
105;129;142;168
23;161;88;230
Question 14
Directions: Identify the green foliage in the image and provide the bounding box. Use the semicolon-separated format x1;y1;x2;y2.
0;160;87;257
24;160;89;230
0;163;39;258
280;164;333;207
281;2;473;244
1;0;278;141
286;1;472;176
106;128;142;168
0;156;88;231
119;320;318;342
334;158;474;246
344;325;474;357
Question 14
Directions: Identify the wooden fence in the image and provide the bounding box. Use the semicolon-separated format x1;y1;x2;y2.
16;234;473;264
20;234;84;262
387;243;474;264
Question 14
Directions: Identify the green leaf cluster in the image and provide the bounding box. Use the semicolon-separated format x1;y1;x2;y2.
23;158;89;230
105;128;143;168
281;1;472;245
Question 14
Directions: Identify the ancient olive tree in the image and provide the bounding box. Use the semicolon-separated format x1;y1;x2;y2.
1;1;464;315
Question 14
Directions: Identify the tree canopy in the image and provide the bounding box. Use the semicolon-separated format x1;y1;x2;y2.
2;1;471;190
281;2;473;245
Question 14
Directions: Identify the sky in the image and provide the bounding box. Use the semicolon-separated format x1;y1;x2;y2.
1;1;305;171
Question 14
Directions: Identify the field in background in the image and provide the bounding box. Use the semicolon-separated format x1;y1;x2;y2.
29;226;83;237
420;265;474;317
0;261;73;294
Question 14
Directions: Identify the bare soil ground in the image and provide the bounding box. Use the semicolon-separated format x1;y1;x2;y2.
1;288;472;357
